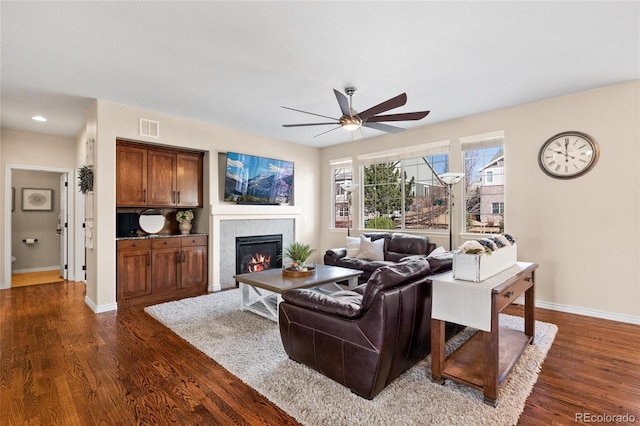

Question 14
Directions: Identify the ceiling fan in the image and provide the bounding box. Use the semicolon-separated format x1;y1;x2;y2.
282;87;430;138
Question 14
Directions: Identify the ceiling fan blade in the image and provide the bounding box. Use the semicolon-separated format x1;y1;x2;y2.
313;126;342;138
282;122;339;127
333;89;351;116
281;106;338;121
363;122;406;134
357;93;407;121
366;111;430;123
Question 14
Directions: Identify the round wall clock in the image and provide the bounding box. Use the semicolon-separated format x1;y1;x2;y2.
538;131;599;179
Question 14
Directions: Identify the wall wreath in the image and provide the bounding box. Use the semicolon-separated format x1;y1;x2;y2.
78;165;94;194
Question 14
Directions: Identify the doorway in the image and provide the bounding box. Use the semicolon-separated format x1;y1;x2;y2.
3;165;78;289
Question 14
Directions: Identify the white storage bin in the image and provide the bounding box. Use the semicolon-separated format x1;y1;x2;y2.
452;244;517;282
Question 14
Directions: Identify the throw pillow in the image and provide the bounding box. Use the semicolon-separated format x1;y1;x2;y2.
346;236;361;257
356;235;385;261
427;246;447;258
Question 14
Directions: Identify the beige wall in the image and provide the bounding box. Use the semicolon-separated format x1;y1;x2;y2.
87;100;320;310
320;81;640;321
1;128;78;287
3;82;638;322
11;170;61;271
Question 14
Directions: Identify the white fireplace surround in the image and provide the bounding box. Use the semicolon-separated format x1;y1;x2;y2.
212;212;299;291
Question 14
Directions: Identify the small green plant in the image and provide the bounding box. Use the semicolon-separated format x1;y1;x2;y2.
279;242;316;270
364;216;396;230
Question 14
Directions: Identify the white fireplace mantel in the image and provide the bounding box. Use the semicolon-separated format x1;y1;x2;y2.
211;205;303;291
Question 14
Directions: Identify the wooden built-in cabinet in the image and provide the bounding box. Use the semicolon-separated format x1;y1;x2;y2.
116;239;152;300
116;141;203;208
117;235;208;306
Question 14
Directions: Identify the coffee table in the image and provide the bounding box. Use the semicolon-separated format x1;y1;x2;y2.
233;265;363;322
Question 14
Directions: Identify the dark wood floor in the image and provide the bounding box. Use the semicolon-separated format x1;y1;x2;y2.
1;282;639;425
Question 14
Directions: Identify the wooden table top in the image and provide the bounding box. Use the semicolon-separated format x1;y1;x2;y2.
233;264;363;294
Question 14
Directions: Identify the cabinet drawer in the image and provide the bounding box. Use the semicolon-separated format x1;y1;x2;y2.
151;237;182;249
496;274;533;312
117;239;151;251
181;235;207;247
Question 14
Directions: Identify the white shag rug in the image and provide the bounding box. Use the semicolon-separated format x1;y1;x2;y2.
145;289;557;426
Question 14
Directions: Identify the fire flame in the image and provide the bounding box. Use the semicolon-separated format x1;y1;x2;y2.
247;253;271;272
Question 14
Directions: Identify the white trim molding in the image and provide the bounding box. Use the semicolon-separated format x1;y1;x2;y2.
514;297;640;325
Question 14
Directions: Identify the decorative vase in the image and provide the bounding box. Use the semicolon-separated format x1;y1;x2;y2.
179;221;192;235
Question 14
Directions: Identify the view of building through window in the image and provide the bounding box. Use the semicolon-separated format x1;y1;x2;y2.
464;144;504;233
331;141;504;235
332;167;352;229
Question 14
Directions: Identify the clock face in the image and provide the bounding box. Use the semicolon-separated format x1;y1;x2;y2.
538;131;599;179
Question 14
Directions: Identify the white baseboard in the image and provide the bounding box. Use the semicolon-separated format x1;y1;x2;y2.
13;265;60;274
84;295;118;313
514;296;640;325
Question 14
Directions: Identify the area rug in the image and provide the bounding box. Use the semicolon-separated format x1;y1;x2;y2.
145;289;557;426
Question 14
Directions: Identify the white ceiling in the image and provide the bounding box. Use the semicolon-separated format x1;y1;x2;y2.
1;1;639;148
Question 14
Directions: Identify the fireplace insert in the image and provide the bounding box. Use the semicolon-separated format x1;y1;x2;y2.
235;234;283;284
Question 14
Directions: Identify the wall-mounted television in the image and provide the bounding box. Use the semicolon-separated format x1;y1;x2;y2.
224;152;294;205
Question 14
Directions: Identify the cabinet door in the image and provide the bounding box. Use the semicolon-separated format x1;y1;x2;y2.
176;153;203;207
116;145;148;206
151;247;181;293
180;245;208;290
148;150;176;206
117;243;151;300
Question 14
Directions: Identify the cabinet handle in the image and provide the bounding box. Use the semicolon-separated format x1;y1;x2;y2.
172;190;176;203
182;251;186;262
177;191;181;204
524;276;532;282
143;189;147;203
504;291;514;299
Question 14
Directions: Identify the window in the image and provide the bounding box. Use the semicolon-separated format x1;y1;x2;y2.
332;165;353;229
362;153;449;231
462;134;505;233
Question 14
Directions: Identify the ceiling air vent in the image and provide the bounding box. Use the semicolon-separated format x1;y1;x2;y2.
139;118;160;138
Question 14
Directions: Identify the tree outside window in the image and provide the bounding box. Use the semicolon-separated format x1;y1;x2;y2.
362;154;449;230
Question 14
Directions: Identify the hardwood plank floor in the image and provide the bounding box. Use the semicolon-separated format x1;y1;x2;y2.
1;281;639;425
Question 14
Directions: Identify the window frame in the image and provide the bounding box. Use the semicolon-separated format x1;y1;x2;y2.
460;132;505;235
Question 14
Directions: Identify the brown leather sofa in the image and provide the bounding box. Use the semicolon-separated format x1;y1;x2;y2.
278;258;463;399
324;232;437;285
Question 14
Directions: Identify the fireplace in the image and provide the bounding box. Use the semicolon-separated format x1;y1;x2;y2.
235;234;283;282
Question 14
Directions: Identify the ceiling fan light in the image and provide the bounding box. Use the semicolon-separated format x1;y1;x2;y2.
340;115;362;131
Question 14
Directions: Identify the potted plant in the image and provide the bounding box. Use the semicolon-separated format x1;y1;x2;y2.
279;242;316;273
176;209;194;234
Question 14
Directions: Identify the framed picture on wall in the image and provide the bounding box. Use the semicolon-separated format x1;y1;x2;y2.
22;188;53;211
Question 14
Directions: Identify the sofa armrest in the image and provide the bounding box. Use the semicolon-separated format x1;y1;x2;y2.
324;248;347;266
281;289;362;319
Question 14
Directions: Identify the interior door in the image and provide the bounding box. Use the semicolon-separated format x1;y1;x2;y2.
59;174;68;280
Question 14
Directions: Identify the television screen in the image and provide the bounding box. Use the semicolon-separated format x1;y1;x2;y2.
224;152;294;205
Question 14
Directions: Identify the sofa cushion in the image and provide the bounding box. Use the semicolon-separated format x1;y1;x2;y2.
361;258;432;311
356;235;385;261
388;233;429;255
336;257;395;273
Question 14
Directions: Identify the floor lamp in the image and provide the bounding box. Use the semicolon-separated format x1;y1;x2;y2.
340;182;359;237
438;173;465;251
